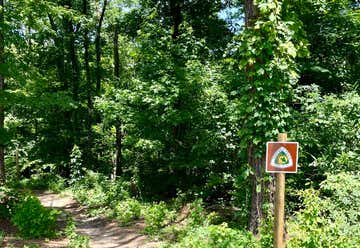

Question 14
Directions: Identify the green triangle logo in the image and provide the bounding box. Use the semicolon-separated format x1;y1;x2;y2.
275;151;289;165
271;147;293;168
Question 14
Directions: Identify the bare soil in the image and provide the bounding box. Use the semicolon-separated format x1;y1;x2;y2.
1;191;162;248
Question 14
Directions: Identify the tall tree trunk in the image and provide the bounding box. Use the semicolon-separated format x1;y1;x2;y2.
0;0;6;184
66;1;81;145
83;0;91;106
113;25;120;81
170;0;182;39
48;14;66;88
95;0;108;95
113;24;122;177
15;146;20;180
68;21;80;102
170;0;186;150
244;0;263;235
68;28;79;145
49;12;71;177
82;0;95;168
248;144;264;235
245;0;259;27
115;124;122;177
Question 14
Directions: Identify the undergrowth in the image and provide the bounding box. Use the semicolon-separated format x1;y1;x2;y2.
65;217;90;248
69;174;262;247
11;194;59;239
0;230;4;247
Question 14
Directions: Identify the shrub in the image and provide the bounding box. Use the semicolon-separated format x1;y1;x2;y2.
293;91;360;174
69;235;90;248
79;187;107;208
0;186;24;218
114;198;141;225
11;195;59;238
287;179;360;248
168;223;259;248
23;245;40;248
66;217;90;248
17;173;66;192
72;171;108;207
69;145;84;185
144;202;176;234
159;199;220;243
320;172;360;225
0;230;4;247
187;199;206;226
105;180;130;206
72;170;130;209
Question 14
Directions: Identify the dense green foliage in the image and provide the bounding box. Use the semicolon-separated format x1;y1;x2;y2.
0;0;359;247
11;195;59;238
165;223;259;248
0;230;4;247
0;188;59;239
114;198;142;225
0;186;19;218
288;173;360;248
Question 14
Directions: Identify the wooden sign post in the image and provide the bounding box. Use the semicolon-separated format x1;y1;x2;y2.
266;133;298;248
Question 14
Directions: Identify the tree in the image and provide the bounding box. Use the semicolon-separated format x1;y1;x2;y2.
95;0;108;95
291;0;360;92
225;0;306;234
134;0;232;59
0;0;5;184
113;23;123;177
109;13;233;197
243;0;261;235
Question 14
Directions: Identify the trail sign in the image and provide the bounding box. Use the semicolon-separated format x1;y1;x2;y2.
266;142;298;173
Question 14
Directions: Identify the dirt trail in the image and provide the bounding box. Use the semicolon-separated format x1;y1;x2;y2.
1;191;161;248
36;191;161;248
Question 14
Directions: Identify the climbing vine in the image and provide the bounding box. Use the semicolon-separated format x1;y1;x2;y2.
229;0;308;155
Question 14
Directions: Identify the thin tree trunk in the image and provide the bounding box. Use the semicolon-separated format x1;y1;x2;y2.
170;0;182;39
82;0;95;169
48;14;66;88
68;21;80;101
113;24;122;177
115;124;122;177
66;2;81;144
170;0;187;152
0;0;6;184
113;25;120;81
83;0;91;107
95;0;108;95
15;146;20;179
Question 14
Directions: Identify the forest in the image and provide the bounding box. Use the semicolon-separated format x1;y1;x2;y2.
0;0;360;247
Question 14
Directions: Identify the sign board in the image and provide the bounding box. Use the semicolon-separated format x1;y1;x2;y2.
266;142;298;173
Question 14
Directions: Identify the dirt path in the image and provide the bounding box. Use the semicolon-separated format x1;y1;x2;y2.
36;191;161;248
1;191;161;248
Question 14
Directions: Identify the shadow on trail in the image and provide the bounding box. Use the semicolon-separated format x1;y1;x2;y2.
36;191;161;248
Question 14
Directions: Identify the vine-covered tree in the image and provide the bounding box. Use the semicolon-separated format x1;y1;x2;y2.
224;0;307;234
